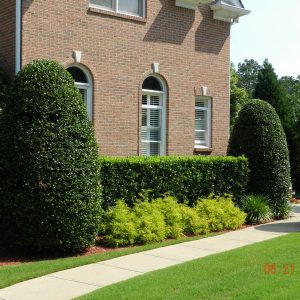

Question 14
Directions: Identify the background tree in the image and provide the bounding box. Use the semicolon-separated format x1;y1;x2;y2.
237;59;261;97
0;60;101;253
228;100;291;218
230;64;249;130
253;59;291;122
254;60;299;190
280;76;300;189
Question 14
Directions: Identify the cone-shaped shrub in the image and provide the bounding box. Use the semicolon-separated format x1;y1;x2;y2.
0;70;7;108
0;60;101;253
228;100;291;218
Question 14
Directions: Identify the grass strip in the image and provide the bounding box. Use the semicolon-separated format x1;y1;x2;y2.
77;233;300;300
0;233;218;289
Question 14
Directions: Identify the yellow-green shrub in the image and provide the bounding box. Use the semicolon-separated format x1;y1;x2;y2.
102;201;137;247
180;205;209;235
196;195;246;231
100;194;246;247
133;201;166;244
152;196;184;238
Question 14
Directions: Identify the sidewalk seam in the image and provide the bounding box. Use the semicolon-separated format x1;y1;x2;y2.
97;262;145;274
224;236;286;243
46;275;103;288
179;245;228;252
142;253;185;262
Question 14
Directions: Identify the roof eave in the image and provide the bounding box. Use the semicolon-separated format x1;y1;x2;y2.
210;2;250;23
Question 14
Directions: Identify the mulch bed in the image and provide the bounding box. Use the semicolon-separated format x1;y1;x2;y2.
0;219;287;268
0;238;130;267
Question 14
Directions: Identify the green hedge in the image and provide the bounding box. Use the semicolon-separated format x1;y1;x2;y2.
228;100;291;218
100;156;249;209
0;60;101;253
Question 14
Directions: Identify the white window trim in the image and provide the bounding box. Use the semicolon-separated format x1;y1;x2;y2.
141;75;167;156
89;0;145;18
195;96;212;149
15;0;21;74
67;64;93;121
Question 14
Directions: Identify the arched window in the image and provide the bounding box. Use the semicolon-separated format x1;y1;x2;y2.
67;65;93;120
141;75;167;156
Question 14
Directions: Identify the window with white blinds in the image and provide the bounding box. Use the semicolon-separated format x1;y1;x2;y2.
67;65;93;120
90;0;145;17
78;88;88;108
141;94;163;156
195;97;211;148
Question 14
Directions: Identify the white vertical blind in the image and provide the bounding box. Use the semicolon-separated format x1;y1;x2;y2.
141;94;163;156
195;97;211;148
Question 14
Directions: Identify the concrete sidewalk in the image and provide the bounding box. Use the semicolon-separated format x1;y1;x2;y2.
1;205;299;300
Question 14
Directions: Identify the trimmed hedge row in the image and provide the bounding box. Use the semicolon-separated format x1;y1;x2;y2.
100;156;249;209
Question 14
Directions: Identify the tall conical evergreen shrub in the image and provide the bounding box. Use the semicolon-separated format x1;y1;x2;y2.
228;100;291;218
0;60;101;253
0;70;7;107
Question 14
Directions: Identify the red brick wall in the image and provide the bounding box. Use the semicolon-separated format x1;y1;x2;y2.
21;0;230;156
0;1;16;81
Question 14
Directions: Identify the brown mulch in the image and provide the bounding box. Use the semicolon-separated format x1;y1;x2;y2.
0;221;277;268
0;237;130;267
290;198;300;204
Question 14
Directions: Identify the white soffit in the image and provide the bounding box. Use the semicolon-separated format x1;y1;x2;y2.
175;0;214;10
210;0;250;23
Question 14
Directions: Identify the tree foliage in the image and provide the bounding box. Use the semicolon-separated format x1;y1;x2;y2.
230;64;249;130
228;100;291;218
280;76;300;189
0;60;101;253
253;59;291;123
237;59;261;97
233;58;300;190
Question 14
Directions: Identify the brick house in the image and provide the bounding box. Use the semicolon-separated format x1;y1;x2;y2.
0;0;249;156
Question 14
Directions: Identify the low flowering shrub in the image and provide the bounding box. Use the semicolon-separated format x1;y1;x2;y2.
152;196;184;239
102;201;137;247
196;195;246;231
100;194;246;247
133;201;167;244
180;205;209;235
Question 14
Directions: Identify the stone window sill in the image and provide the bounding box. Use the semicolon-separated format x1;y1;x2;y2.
194;147;213;154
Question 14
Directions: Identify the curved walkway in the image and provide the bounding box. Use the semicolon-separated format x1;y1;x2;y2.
1;205;299;300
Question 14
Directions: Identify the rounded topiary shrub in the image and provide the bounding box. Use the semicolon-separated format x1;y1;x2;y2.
0;60;101;253
0;70;7;108
228;100;291;218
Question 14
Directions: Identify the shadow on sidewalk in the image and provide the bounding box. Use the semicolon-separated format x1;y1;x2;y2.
254;222;300;233
293;206;300;214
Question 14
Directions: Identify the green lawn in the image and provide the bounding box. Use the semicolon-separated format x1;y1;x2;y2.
77;233;300;300
0;233;217;289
